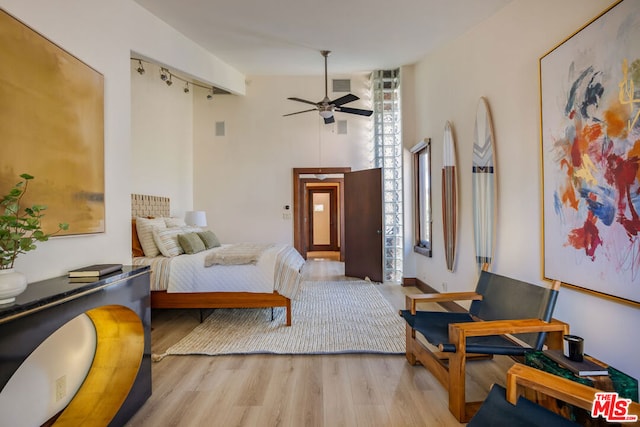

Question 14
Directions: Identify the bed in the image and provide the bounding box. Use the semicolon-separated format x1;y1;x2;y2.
131;194;305;326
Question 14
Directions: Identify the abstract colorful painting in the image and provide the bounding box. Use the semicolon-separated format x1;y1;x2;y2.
0;10;104;236
541;0;640;304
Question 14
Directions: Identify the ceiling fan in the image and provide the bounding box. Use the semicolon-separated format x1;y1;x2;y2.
284;50;373;124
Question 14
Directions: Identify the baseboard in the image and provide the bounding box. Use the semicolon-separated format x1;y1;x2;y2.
401;277;417;287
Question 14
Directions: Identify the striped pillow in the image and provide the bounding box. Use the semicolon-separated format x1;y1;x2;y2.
135;217;166;257
152;227;185;257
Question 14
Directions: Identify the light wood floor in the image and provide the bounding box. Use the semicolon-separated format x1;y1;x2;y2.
306;251;341;262
126;260;514;427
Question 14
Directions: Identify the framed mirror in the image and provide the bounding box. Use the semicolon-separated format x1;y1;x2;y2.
412;138;432;257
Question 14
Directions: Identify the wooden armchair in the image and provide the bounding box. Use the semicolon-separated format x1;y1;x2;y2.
468;363;640;426
399;270;570;422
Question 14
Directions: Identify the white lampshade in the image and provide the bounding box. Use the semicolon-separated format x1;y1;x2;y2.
319;110;333;119
184;211;207;227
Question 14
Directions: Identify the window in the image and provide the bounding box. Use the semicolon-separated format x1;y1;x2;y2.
413;138;431;257
371;69;403;283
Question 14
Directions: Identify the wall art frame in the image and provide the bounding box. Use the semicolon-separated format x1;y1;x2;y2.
540;0;640;305
0;9;105;236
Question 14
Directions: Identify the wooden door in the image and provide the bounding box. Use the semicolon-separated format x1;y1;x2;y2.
293;168;350;261
344;168;383;282
308;187;339;251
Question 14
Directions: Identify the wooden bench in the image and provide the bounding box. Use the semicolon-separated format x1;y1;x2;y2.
400;270;570;422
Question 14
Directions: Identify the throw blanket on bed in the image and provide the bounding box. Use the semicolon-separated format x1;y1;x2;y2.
273;245;306;299
204;243;274;266
133;256;172;292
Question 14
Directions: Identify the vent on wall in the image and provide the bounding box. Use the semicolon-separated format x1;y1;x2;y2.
215;121;225;137
337;120;348;135
332;79;351;93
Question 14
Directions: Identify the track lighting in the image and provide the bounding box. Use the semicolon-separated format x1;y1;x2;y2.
134;59;223;100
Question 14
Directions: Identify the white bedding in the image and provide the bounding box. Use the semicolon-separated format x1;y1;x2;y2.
133;243;305;299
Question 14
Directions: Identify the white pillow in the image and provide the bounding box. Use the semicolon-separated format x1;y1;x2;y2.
164;217;187;228
136;217;166;257
152;227;185;257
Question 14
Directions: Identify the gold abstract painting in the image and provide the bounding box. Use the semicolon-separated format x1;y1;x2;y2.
0;10;104;235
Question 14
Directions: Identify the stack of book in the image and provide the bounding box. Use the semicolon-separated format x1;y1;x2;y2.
543;349;609;376
68;264;123;282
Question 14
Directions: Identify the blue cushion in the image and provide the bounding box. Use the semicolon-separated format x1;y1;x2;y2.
400;310;526;354
467;384;579;427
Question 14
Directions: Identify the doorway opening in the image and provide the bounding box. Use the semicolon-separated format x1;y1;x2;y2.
293;167;350;261
308;186;339;251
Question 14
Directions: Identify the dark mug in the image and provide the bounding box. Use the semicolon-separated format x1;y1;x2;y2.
563;334;584;362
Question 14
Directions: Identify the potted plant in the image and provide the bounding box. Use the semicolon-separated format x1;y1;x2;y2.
0;173;68;303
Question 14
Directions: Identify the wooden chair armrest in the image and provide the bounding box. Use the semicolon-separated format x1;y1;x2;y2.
406;292;482;314
506;363;640;418
448;318;568;338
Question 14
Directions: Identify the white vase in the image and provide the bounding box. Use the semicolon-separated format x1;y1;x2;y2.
0;268;27;304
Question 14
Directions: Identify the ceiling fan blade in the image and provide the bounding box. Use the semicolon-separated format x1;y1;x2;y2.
336;106;373;117
330;93;359;107
283;108;318;117
287;97;319;106
324;115;335;124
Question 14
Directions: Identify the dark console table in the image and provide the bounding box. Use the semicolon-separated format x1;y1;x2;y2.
0;265;151;426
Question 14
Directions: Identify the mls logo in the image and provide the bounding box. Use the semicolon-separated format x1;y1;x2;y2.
591;392;638;422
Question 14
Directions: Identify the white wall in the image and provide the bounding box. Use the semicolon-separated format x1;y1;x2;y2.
192;74;373;243
0;0;244;281
131;62;194;218
401;64;418;279
410;0;639;380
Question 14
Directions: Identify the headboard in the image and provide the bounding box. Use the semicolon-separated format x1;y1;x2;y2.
131;194;170;218
131;194;170;257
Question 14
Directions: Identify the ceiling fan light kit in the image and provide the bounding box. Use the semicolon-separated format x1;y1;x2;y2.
284;50;373;124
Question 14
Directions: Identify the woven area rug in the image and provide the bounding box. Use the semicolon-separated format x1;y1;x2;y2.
153;280;405;359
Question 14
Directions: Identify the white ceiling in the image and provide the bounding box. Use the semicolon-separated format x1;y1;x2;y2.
134;0;514;76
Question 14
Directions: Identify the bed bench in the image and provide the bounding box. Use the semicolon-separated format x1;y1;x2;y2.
400;270;570;422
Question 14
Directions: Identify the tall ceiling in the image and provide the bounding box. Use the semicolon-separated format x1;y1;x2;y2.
134;0;514;76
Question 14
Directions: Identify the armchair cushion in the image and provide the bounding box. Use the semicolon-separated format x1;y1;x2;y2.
467;384;578;427
401;310;527;355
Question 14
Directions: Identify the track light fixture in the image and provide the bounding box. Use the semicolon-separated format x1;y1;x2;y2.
133;58;223;100
160;67;169;81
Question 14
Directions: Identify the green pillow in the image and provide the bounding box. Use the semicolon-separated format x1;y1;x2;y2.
197;230;221;249
178;232;206;254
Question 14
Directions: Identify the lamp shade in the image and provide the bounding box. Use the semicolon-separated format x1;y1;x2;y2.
184;211;207;227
